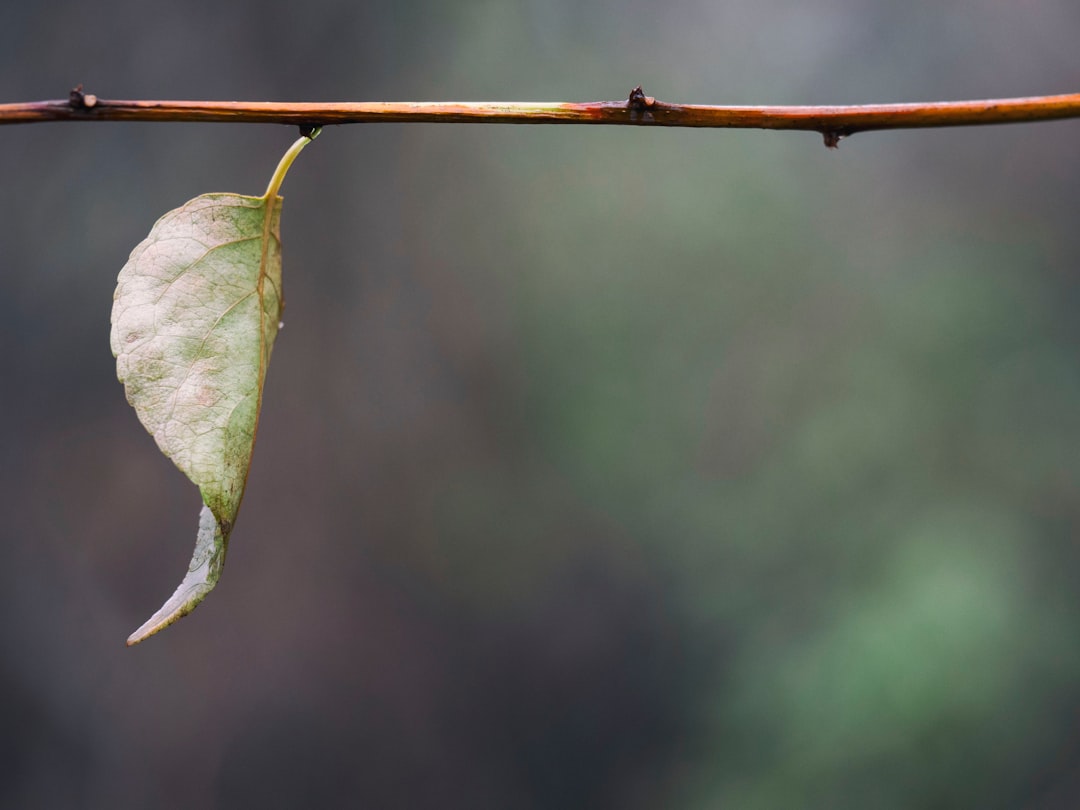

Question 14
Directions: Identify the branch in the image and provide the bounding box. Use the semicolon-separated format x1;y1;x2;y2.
2;86;1079;147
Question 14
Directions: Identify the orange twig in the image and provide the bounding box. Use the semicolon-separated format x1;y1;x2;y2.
2;86;1078;147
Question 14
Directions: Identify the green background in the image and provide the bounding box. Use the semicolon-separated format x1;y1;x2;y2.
2;1;1079;807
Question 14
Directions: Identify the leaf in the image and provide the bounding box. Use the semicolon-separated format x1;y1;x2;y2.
109;132;317;646
111;191;284;644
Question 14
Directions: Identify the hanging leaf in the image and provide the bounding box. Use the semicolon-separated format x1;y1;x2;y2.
110;132;317;645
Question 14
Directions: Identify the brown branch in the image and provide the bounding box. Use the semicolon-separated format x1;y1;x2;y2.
2;86;1079;147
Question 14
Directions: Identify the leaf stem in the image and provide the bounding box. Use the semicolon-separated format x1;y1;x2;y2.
263;128;320;199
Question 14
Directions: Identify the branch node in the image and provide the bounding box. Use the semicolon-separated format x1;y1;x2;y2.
69;85;98;110
821;129;847;149
628;85;656;109
628;85;656;122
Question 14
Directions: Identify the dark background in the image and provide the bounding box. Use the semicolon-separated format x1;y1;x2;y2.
3;1;1080;807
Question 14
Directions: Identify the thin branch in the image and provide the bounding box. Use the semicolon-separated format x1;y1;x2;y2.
2;86;1079;146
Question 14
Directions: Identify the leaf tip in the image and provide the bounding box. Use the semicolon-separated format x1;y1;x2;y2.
126;505;228;646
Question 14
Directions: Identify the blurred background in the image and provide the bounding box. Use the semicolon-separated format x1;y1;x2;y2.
2;1;1080;807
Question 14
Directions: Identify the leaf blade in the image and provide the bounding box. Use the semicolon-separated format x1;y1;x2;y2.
111;192;283;644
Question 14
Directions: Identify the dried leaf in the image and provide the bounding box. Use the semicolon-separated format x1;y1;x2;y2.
111;190;284;644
